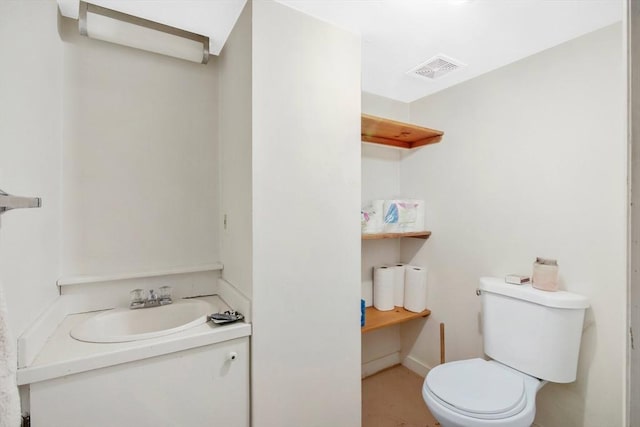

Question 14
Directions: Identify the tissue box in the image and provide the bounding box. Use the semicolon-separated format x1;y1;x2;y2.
505;274;531;285
361;200;384;234
383;199;425;232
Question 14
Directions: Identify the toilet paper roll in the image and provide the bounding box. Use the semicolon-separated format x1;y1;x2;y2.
362;200;385;234
386;263;406;307
404;266;428;313
373;266;395;311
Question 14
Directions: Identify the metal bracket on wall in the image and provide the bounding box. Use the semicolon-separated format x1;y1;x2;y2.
0;188;41;215
0;187;42;227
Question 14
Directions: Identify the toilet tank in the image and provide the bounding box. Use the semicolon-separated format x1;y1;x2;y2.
479;277;589;383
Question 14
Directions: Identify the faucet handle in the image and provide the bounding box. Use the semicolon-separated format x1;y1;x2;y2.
129;289;146;308
158;286;172;305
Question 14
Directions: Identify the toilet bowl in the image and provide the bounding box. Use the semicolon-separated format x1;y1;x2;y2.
422;359;544;427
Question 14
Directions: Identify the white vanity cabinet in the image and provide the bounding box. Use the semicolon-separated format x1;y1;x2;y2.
29;337;249;427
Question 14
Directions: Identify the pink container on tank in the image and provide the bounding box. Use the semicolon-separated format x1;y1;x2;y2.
532;257;559;292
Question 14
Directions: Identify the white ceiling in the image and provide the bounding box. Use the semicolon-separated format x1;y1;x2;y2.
58;0;622;102
275;0;623;102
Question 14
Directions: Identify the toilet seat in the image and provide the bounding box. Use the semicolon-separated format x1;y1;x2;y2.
424;358;527;420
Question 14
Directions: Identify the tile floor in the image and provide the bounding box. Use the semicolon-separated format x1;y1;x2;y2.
362;365;440;427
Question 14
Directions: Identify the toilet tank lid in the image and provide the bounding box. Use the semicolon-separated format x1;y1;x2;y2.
479;277;589;309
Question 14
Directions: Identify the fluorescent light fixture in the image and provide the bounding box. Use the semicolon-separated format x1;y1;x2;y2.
78;1;210;64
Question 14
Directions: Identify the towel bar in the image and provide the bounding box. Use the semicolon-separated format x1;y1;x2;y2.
0;188;41;215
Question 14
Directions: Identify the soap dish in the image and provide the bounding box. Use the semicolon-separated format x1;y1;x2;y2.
208;310;245;325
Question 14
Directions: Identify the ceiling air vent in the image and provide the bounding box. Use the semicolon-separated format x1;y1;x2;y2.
408;54;465;80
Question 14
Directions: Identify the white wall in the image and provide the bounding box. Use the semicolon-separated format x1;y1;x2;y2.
361;92;406;374
361;92;406;207
218;1;253;299
59;16;219;278
630;0;640;421
0;0;221;347
251;1;361;425
0;0;62;339
402;24;626;427
361;93;405;299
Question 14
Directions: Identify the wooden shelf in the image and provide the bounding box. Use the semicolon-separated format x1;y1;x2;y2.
362;306;431;333
361;114;444;149
362;231;431;240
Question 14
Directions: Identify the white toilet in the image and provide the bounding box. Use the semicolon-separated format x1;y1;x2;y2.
422;276;589;427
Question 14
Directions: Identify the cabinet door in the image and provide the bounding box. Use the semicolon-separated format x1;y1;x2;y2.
30;337;249;427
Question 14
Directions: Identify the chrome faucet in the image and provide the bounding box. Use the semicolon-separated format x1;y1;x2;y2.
129;286;172;309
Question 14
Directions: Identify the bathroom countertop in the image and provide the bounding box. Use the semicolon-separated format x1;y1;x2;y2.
17;296;252;385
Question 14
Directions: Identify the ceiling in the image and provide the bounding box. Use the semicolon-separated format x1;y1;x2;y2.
275;0;623;102
58;0;622;102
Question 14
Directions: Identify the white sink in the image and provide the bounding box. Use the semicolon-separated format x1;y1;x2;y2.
70;299;215;343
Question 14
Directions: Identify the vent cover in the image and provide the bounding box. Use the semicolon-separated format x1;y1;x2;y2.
408;54;465;80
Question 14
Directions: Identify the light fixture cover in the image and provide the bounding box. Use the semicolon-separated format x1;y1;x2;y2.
79;1;210;64
407;54;466;80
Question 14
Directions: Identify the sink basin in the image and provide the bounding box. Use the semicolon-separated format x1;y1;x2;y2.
70;299;216;343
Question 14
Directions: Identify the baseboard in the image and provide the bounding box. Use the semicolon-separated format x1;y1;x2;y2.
402;354;431;378
362;352;401;378
57;263;223;287
60;270;220;311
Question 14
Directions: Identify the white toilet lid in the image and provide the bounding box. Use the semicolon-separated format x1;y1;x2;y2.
425;358;527;419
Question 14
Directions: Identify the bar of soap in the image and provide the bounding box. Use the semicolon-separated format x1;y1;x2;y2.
505;274;531;285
